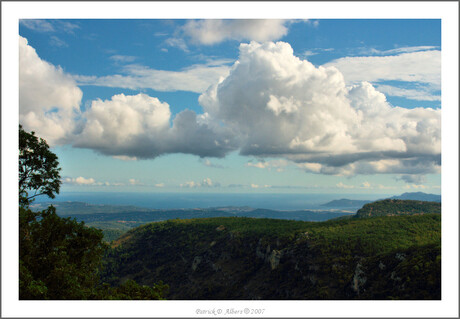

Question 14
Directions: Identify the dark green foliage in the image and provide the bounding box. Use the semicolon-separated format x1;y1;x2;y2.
19;125;61;207
356;199;441;218
94;280;168;300
19;205;168;300
99;227;130;243
103;214;440;300
358;243;441;299
20;206;106;299
18;126;166;300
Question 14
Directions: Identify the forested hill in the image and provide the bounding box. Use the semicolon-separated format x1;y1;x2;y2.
355;199;441;218
102;212;441;300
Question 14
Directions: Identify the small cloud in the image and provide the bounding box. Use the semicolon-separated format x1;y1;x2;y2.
20;19;80;34
49;36;68;48
180;181;198;188
201;177;213;187
20;19;55;32
250;183;271;189
246;159;289;171
180;178;220;188
361;181;371;188
129;178;143;186
63;176;126;187
361;45;438;56
246;161;269;169
180;19;303;45
110;55;137;63
63;176;96;185
154;183;165;188
303;50;318;57
404;184;428;189
54;20;80;34
200;158;224;168
305;20;319;28
165;37;189;52
336;182;354;189
297;163;322;173
113;155;138;161
302;47;334;58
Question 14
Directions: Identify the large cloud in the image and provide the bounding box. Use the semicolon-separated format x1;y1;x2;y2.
199;41;441;176
19;36;82;144
74;93;237;158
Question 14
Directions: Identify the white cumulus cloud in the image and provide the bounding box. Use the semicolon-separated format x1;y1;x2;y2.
199;41;440;177
73;93;238;159
19;36;82;145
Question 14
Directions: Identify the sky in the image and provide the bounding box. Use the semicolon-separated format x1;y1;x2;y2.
18;18;443;195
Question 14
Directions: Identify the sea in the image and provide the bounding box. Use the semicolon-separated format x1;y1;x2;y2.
34;192;386;210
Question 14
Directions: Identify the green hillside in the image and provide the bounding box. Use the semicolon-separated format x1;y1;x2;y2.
102;213;441;300
356;199;441;218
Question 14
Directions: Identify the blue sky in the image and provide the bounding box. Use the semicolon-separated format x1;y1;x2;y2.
18;18;442;195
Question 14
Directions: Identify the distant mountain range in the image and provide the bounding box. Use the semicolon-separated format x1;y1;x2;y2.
321;199;371;208
31;202;354;241
32;192;441;242
387;192;441;202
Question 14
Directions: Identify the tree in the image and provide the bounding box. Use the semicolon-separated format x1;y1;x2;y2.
19;125;61;207
18;125;167;300
19;205;107;299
